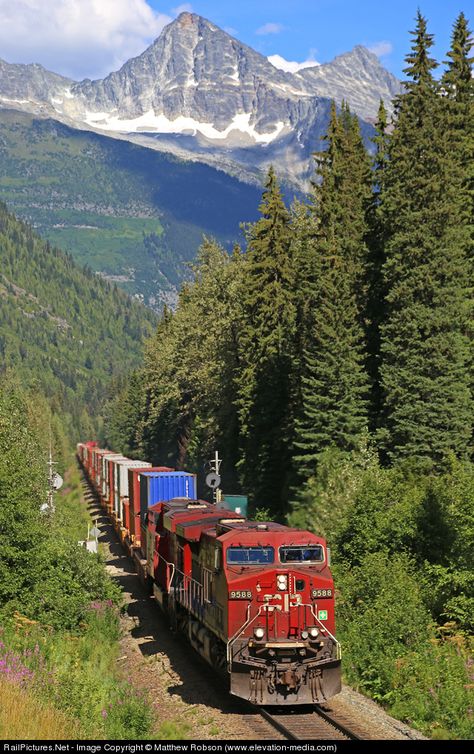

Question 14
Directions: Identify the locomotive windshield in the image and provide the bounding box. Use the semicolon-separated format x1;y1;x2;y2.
227;546;274;564
279;546;324;563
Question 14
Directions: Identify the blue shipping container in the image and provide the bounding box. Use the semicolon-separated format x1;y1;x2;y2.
139;471;197;523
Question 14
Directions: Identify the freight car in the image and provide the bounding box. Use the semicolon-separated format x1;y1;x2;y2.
77;442;341;705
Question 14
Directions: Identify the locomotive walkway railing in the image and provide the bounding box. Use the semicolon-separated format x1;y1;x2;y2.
171;566;206;619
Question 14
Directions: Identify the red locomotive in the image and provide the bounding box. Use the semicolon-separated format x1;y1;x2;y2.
77;442;341;705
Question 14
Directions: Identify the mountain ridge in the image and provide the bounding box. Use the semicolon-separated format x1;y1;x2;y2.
0;12;401;187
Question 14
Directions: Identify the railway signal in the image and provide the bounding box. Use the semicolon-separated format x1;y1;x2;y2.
205;450;222;503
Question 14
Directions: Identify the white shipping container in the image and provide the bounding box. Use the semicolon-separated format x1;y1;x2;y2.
116;459;151;521
104;454;127;505
112;457;130;516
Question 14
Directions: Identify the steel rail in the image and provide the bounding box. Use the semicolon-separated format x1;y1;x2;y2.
259;705;364;741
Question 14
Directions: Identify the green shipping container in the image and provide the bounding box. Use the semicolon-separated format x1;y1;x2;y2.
222;494;248;517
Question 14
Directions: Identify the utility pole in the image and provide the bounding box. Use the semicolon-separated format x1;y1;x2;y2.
47;444;56;514
41;435;63;516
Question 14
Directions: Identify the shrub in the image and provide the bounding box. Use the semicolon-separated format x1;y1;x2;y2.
389;638;474;739
334;551;432;701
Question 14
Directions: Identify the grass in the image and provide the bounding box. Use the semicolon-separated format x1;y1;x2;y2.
0;675;81;739
0;463;154;740
155;721;192;740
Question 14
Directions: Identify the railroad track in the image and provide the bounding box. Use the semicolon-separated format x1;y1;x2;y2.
259;704;365;740
79;469;368;742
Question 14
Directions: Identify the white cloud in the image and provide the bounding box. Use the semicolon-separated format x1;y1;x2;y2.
368;40;393;58
268;53;320;74
256;22;284;36
0;0;172;80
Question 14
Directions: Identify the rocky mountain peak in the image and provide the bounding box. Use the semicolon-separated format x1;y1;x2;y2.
298;44;400;120
0;13;402;188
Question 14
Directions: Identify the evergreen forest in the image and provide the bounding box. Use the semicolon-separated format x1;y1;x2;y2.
105;12;474;738
0;201;157;436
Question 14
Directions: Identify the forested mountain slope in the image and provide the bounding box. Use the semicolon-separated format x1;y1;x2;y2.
0;110;264;309
0;202;156;434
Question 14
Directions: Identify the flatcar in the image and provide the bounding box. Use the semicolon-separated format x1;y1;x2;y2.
77;442;341;705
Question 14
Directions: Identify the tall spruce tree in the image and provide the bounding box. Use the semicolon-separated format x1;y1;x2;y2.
293;103;371;481
367;100;391;428
379;12;472;467
237;167;296;514
442;12;473;240
442;12;474;456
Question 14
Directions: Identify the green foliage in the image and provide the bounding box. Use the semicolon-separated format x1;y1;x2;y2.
253;507;272;522
155;721;192;740
26;539;120;630
334;551;432;700
0;379;153;738
366;99;390;427
101;12;473;740
104;370;148;458
107;238;245;497
0;379;48;605
389;637;474;739
0;378;120;627
1;608;153;739
334;552;474;739
236;167;297;513
0;201;156;437
293;103;371;480
332;455;474;632
378;11;472;468
288;437;379;540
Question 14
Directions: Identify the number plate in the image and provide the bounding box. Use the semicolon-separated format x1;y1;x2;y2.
229;590;252;599
311;588;333;599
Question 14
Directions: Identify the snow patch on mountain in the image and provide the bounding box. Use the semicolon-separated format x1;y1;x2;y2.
84;109;285;143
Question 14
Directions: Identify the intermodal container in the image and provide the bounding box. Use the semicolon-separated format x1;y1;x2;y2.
123;500;131;533
139;472;197;525
138;473;197;555
128;466;174;546
101;453;127;506
220;494;248;517
114;459;151;523
108;455;129;515
92;449;108;486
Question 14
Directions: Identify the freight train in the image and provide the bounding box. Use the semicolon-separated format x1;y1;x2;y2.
77;441;341;705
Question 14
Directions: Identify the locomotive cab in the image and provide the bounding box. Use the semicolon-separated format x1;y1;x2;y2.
218;521;341;705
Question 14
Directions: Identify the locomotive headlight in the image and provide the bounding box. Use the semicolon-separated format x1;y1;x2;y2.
309;627;319;638
254;627;265;640
277;574;288;591
301;630;309;640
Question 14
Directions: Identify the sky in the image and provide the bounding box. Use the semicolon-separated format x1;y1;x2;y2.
0;0;468;81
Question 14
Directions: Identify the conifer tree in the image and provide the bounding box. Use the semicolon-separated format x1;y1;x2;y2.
442;12;473;232
293;103;371;480
367;100;391;427
442;12;474;455
237;167;296;513
379;12;472;467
